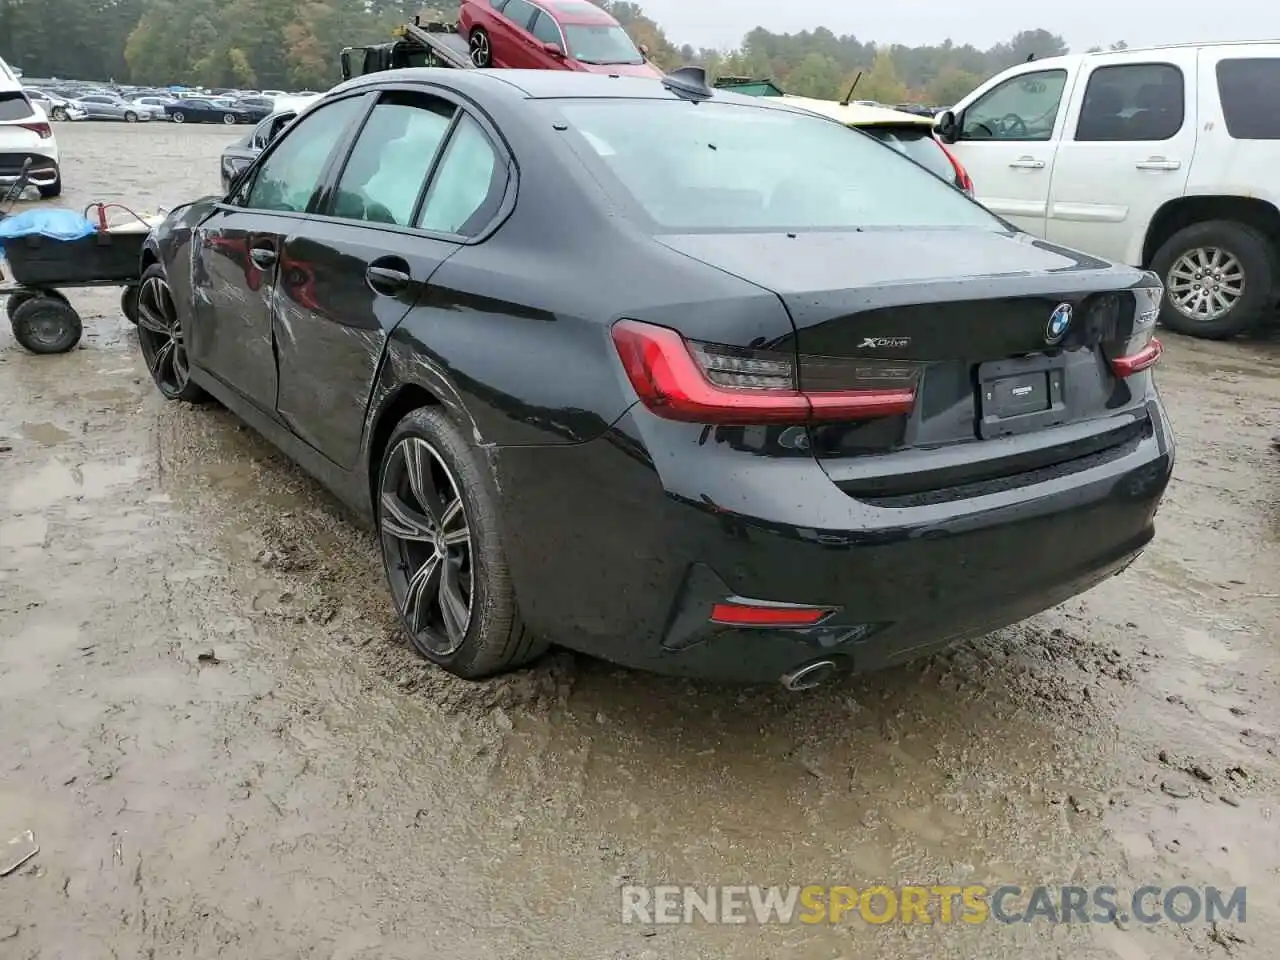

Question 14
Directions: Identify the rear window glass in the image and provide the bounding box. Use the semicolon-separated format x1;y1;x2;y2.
860;126;956;184
1216;58;1280;139
551;99;1001;233
0;92;34;121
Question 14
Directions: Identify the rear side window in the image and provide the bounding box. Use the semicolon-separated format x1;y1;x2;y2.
416;114;507;236
554;99;1002;232
0;92;34;121
1216;58;1280;139
501;0;536;28
1075;63;1183;141
331;93;455;226
861;126;957;185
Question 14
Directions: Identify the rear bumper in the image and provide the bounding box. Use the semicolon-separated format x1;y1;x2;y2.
494;395;1174;684
0;150;59;186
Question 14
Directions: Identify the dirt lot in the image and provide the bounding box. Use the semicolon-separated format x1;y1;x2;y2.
1;121;1279;959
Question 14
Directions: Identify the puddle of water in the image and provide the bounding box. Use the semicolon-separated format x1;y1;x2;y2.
1181;627;1240;664
6;455;146;511
19;421;73;445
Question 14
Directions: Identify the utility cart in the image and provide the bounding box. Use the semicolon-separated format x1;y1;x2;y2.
0;163;151;354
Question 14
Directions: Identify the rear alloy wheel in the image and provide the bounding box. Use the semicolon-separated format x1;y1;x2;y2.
125;110;138;122
223;113;237;125
1151;220;1275;339
469;27;492;67
136;265;208;402
378;408;547;679
171;111;185;123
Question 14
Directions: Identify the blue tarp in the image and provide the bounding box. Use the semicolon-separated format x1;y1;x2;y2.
0;209;97;242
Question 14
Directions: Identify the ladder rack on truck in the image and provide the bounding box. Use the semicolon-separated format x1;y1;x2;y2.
339;16;475;81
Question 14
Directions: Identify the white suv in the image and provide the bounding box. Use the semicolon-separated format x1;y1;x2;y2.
0;59;61;199
938;42;1279;339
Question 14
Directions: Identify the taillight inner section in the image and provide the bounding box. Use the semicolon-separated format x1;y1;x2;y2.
612;319;921;425
19;122;52;139
1108;279;1164;378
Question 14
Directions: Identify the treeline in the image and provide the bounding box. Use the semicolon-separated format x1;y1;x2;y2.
0;0;1116;104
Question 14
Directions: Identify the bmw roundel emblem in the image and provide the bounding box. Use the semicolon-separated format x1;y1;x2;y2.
1045;303;1072;345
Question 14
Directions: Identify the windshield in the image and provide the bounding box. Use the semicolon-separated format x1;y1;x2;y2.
551;99;1003;232
563;25;643;64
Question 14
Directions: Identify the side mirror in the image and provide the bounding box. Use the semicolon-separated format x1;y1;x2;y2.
543;41;565;58
340;48;353;81
638;43;650;58
934;109;959;144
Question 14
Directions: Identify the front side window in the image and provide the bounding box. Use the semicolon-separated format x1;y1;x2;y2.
552;99;1003;232
417;114;506;236
331;94;455;226
244;95;365;213
1075;63;1184;141
563;25;643;65
1216;58;1280;139
961;70;1068;142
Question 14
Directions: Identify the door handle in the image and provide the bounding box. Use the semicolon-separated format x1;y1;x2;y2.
366;264;411;295
249;247;277;268
1009;157;1045;169
1136;158;1181;171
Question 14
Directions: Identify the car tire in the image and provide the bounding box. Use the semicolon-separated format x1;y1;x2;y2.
469;27;492;68
377;407;548;679
223;113;237;125
37;173;62;199
171;111;185;123
120;284;140;325
1150;220;1275;339
4;291;37;323
125;110;138;122
136;264;209;403
50;106;67;121
10;295;82;354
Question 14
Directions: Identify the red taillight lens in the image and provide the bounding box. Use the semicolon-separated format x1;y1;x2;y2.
1111;338;1163;377
710;601;836;628
611;319;919;425
19;121;53;139
937;138;974;196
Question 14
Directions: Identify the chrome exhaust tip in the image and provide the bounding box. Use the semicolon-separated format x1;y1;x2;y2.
780;660;839;691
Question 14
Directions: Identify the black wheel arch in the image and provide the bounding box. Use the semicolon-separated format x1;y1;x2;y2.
1143;195;1280;279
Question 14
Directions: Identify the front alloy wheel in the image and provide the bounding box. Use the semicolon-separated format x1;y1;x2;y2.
380;437;475;657
136;266;207;402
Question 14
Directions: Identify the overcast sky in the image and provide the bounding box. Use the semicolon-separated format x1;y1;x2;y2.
638;0;1278;53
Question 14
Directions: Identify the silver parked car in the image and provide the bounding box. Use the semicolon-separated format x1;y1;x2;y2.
73;94;155;122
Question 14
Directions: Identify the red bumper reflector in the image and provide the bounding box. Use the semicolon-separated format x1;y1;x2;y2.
710;601;835;628
1111;338;1163;377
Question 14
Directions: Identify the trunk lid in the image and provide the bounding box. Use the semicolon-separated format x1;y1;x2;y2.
657;228;1155;500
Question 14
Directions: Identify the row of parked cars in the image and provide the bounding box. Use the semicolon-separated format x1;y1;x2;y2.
19;81;319;125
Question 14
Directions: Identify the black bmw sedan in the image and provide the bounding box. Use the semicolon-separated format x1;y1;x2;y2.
136;68;1174;687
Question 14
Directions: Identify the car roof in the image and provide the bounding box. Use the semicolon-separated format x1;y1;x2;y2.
778;95;935;128
537;0;618;25
338;67;808;108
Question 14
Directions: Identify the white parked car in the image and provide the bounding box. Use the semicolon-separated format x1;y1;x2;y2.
938;41;1280;338
23;88;88;121
0;65;61;198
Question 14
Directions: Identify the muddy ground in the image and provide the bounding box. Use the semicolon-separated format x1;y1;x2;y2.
1;121;1278;959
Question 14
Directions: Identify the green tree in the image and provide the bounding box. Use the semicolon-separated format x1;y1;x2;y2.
858;48;907;103
785;51;842;98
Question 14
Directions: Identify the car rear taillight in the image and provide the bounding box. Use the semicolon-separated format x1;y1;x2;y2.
936;138;974;196
1109;277;1164;377
611;319;921;425
18;121;52;139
